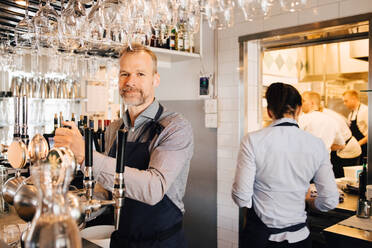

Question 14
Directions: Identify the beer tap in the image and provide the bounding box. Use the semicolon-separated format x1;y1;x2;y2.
21;95;29;145
13;95;20;139
113;129;127;230
83;127;95;219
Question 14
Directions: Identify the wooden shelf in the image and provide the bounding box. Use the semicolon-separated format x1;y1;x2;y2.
150;47;200;63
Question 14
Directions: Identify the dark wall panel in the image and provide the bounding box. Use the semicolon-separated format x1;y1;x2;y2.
162;100;217;248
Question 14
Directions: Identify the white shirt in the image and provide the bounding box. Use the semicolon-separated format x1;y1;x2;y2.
323;108;361;159
347;103;368;137
298;111;344;151
232;118;339;243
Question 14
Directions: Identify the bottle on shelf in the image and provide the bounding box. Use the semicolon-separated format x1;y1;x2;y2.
59;112;63;128
177;24;184;51
184;28;190;53
71;113;75;123
83;116;88;129
189;33;195;53
170;27;177;50
53;113;58;134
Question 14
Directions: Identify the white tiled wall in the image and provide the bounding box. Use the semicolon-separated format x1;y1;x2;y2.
216;1;372;247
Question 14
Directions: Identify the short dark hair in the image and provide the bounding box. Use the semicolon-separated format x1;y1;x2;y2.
119;43;158;74
266;82;302;119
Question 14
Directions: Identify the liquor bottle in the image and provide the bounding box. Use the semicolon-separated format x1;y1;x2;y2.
78;115;84;135
150;27;156;47
177;24;184;51
59;112;63;128
189;33;195;53
71;113;75;123
53;113;58;134
83;116;88;128
184;29;190;53
104;119;111;131
89;119;94;130
170;27;176;50
160;24;169;49
358;163;367;200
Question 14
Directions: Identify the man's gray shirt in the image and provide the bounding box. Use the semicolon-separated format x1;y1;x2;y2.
90;100;194;213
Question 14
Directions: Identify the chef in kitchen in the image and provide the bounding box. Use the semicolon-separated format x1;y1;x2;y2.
342;89;368;163
298;91;345;153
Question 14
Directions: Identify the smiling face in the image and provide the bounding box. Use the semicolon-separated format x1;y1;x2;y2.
118;51;160;107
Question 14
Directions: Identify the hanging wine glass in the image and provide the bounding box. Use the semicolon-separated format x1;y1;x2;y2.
32;0;60;48
59;0;87;51
237;0;272;21
14;0;35;49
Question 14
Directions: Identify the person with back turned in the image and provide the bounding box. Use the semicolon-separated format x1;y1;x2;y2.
343;90;368;163
232;83;339;248
54;44;194;248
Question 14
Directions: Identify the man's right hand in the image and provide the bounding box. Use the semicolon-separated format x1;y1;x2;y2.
54;121;85;165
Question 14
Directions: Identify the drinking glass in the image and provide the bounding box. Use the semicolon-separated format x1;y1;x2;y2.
0;224;21;247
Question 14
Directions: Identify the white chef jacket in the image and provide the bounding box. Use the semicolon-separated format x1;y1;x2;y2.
347;103;368;137
298;111;344;152
232;118;339;243
323;108;361;159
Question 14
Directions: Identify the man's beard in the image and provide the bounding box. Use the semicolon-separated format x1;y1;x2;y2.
120;87;146;106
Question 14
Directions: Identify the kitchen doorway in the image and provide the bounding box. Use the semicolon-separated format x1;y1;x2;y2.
239;13;372;182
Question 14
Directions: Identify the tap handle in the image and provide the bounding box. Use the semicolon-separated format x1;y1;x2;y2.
116;129;128;174
84;127;93;168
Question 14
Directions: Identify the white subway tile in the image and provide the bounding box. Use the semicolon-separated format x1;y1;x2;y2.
218;192;236;207
218;86;239;99
218;133;238;147
219;61;237;75
218;159;237;173
218;227;239;243
218;73;237;87
263;12;299;31
218;109;239;122
218;215;234;230
218;204;239;219
232;242;239;248
233;19;264;37
218;26;237;40
219;48;239;63
218;37;236;52
298;3;339;25
218;180;234;194
217;169;235;183
218;122;234;134
218;239;233;248
218;147;234;159
232;219;239;232
340;0;372;16
218;99;239;111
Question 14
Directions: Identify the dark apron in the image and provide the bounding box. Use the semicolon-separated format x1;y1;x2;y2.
350;106;367;162
240;122;307;248
109;105;186;248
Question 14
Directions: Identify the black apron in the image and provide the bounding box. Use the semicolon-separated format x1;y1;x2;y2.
349;105;367;161
109;105;186;248
240;122;307;248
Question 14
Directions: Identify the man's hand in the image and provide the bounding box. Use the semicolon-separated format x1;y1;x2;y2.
54;121;85;165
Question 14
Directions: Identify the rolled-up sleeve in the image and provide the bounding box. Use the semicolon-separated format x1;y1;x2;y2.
313;142;339;211
94;116;193;206
232;135;256;208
